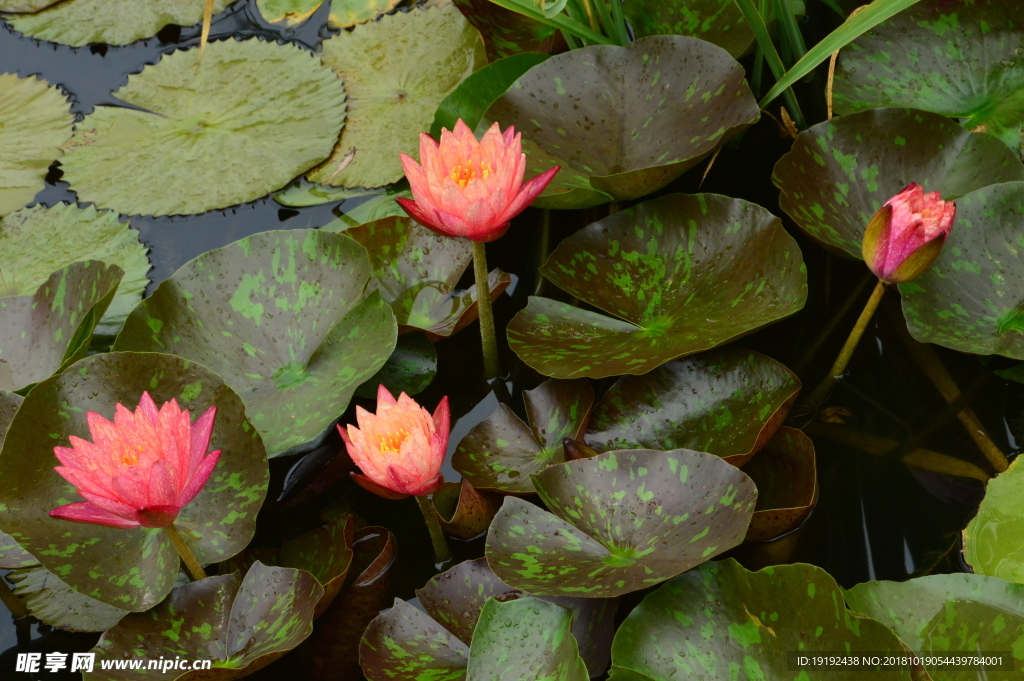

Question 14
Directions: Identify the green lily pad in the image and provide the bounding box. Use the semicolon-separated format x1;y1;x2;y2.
0;351;269;611
113;229;397;457
899;181;1024;359
273;179;377;208
0;390;35;569
482;36;760;208
609;558;911;680
0;73;72;216
507;193;808;379
5;0;232;46
452;0;559;61
0;0;62;12
834;0;1024;153
345;216;512;339
845;573;1024;676
256;0;325;26
432;479;500;540
61;38;346;217
0;260;123;393
355;332;437;400
0;203;150;336
87;563;323;680
964;454;1024;582
585;347;799;467
322;189;412;227
328;0;402;28
623;0;755;58
772;107;1024;260
453;378;594;493
308;4;486;189
7;565;128;632
486;448;757;597
743;426;817;542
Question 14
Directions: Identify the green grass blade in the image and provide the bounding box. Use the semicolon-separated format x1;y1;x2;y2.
733;0;805;127
486;0;614;44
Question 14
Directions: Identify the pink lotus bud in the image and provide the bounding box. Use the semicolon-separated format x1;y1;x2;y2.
49;392;221;529
397;119;560;242
862;183;956;283
339;385;449;499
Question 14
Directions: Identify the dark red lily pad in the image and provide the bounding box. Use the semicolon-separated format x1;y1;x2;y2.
355;332;437;399
742;426;818;542
452;378;594;493
452;0;559;61
431;479;500;541
0;391;31;568
623;0;755;58
7;565;128;632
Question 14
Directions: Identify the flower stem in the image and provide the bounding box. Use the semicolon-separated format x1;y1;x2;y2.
163;524;207;581
416;495;453;569
803;279;887;407
472;240;500;380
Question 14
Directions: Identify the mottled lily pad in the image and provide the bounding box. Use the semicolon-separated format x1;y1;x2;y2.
0;352;269;611
5;0;232;47
329;0;402;28
453;378;594;493
256;0;324;26
355;332;437;399
964;455;1024;582
452;0;559;61
309;4;486;188
623;0;755;58
743;427;817;542
432;480;500;540
586;347;799;467
508;194;808;379
0;203;150;336
773;108;1024;260
900;182;1024;359
609;559;910;680
834;0;1024;152
345;216;511;339
87;563;323;681
0;260;123;393
0;0;62;12
7;565;128;632
113;229;397;457
61;38;346;217
486;449;757;597
0;390;34;569
0;73;72;216
482;36;760;208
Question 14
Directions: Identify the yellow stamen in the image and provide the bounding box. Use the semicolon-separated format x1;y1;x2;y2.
379;429;409;454
450;160;491;189
122;445;143;467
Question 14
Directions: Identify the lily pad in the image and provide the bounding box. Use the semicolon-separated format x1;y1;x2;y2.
742;426;817;542
0;260;123;393
322;189;412;228
345;216;512;339
0;0;62;12
452;0;559;61
482;36;760;208
0;73;72;216
485;448;757;597
453;378;594;494
273;179;376;208
432;479;500;540
329;0;402;28
964;454;1024;582
609;559;911;680
0;203;151;336
623;0;755;58
7;565;128;632
5;0;232;46
0;351;269;611
87;563;323;681
585;347;799;467
834;0;1024;152
308;4;486;189
61;38;346;217
355;332;437;399
507;193;808;379
900;182;1024;359
772;107;1024;260
256;0;324;26
0;390;34;569
113;229;397;457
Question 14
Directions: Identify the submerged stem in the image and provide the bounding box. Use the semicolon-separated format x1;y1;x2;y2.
416;495;453;569
472;240;500;380
164;524;207;582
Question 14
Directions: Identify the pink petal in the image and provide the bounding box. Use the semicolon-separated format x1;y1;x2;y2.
497;166;560;224
177;450;220;506
406;473;444;497
189;406;217;476
138;392;160;424
50;502;140;529
111;474;149;509
75;490;139;521
502;125;516;147
54;465;111;498
376;384;398;406
433;208;476;238
400;154;437;207
147;459;178;506
431;396;450;453
397;197;448;235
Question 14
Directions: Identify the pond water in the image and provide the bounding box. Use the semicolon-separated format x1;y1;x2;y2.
1;1;1016;678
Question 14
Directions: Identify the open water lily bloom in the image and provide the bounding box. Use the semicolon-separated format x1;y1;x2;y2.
862;182;956;283
397;119;560;242
49;392;221;530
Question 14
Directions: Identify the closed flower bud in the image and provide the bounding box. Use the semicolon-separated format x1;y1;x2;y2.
861;183;956;283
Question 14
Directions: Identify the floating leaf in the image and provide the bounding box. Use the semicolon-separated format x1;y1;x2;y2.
964;454;1024;582
7;565;128;632
322;189;412;228
5;0;232;46
609;559;910;680
508;193;807;379
483;36;760;208
257;0;325;26
0;73;72;216
452;0;559;61
114;229;397;457
0;260;123;393
273;178;377;208
0;352;269;611
0;203;150;336
309;4;486;188
61;39;346;217
773;107;1024;260
345;216;511;339
328;0;402;28
742;426;817;542
623;0;755;58
0;0;62;12
432;479;500;540
355;332;437;399
834;0;1024;152
453;378;594;493
900;182;1024;359
87;563;323;680
585;347;799;467
486;449;756;597
0;390;34;569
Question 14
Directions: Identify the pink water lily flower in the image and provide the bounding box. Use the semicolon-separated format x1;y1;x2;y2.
862;182;956;283
339;385;449;499
397;119;560;242
49;392;220;529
